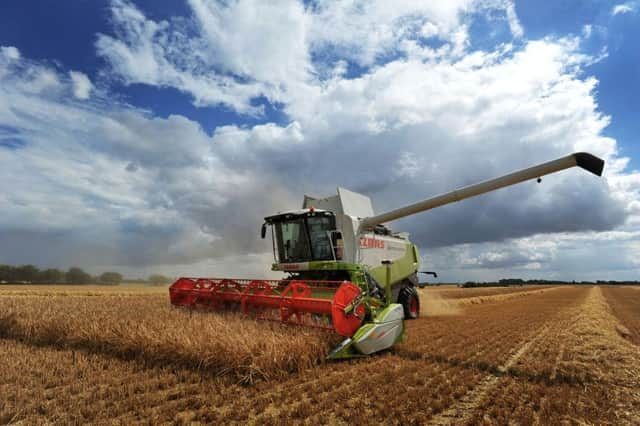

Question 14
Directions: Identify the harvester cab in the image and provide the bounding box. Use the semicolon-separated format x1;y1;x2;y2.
170;152;605;359
263;187;420;301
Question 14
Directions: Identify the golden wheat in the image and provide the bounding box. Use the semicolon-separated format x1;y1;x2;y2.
0;295;337;384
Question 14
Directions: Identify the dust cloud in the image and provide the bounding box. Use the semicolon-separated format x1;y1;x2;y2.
420;292;461;316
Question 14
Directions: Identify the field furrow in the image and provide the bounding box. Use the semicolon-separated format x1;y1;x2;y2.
602;286;640;345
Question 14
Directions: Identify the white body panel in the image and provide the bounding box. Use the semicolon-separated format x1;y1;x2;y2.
303;194;342;214
303;187;374;218
337;187;375;218
357;232;408;267
353;304;404;355
338;214;359;264
302;187;377;264
301;188;409;266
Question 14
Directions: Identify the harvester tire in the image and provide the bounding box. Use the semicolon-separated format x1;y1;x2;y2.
399;287;419;320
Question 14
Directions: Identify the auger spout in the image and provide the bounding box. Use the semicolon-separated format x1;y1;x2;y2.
359;152;604;230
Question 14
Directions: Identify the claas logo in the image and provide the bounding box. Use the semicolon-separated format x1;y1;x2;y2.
360;237;385;249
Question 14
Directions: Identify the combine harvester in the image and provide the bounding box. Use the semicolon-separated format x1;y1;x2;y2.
170;152;604;359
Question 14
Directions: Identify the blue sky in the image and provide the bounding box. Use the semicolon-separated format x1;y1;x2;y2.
1;1;639;280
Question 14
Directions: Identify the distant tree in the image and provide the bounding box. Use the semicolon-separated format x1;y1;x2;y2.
15;264;39;282
99;272;123;284
39;268;65;284
499;278;524;286
148;274;172;285
66;267;92;284
0;264;13;282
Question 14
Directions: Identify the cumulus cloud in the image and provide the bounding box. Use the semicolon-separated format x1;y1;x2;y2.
95;0;525;114
612;3;634;15
427;228;640;281
503;1;524;38
308;1;474;65
188;0;310;85
0;49;295;271
69;71;93;99
1;46;20;61
2;1;640;280
95;0;266;114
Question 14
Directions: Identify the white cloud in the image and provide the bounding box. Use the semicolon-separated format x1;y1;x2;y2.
285;39;606;141
308;0;525;66
427;228;640;281
69;71;93;99
95;0;266;114
1;46;21;61
95;0;525;115
188;0;310;85
308;1;475;65
612;3;634;15
504;1;524;38
0;52;295;270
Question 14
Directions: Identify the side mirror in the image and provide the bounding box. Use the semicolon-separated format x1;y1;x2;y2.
261;223;267;239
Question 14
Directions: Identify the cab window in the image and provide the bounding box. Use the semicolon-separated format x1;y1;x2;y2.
307;216;334;260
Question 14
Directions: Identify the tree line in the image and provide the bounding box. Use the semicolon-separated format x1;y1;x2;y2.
0;264;173;285
461;278;640;288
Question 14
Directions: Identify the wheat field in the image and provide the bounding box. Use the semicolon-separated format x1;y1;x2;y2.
1;284;639;424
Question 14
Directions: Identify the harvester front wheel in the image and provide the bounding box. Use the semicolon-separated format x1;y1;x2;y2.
399;287;419;319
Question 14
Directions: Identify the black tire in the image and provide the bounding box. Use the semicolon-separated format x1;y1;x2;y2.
398;286;419;319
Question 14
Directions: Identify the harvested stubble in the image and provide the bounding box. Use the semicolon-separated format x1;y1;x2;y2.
0;295;338;384
418;285;561;314
2;285;639;425
467;286;640;425
603;286;640;345
422;285;557;300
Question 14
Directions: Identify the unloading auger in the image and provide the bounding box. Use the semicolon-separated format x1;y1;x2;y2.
170;152;604;359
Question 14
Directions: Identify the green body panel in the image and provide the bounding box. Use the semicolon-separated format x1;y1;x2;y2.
351;323;375;341
271;260;353;271
327;304;406;360
326;338;361;359
307;261;359;271
269;247;418;360
271;244;420;290
272;260;367;287
368;243;420;287
364;304;406;344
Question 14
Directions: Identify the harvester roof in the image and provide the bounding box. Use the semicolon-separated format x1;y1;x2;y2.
264;208;332;223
